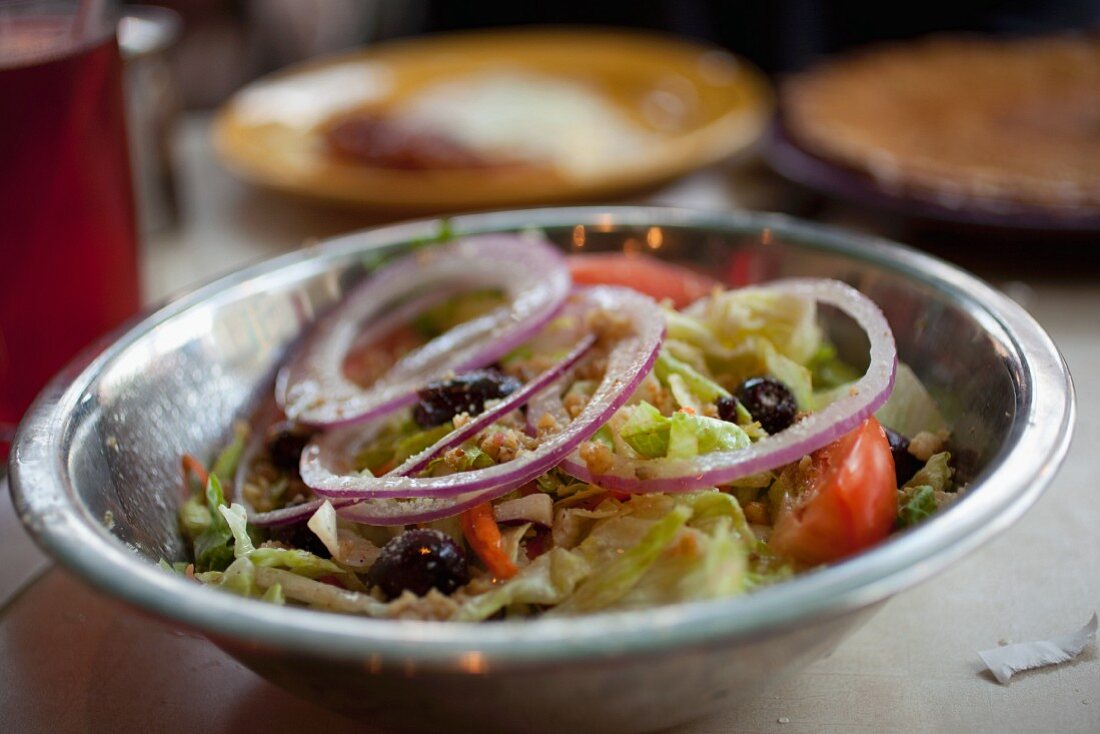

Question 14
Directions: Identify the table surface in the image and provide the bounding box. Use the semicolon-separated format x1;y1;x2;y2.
3;115;1098;733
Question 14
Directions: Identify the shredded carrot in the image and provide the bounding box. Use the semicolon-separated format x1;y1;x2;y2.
460;502;518;580
181;454;209;495
678;406;697;415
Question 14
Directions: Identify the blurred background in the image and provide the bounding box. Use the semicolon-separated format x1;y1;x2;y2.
141;0;1100;109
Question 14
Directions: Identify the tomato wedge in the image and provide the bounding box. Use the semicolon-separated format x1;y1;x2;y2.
769;417;897;566
567;253;719;308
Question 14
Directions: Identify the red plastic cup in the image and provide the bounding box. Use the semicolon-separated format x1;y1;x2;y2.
0;0;140;459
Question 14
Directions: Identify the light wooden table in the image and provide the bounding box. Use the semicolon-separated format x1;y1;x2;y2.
3;116;1097;733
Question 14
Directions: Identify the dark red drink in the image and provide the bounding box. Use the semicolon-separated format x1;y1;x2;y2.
0;11;140;457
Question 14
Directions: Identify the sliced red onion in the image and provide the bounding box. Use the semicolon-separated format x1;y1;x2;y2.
279;234;571;428
550;279;897;493
309;287;665;525
228;395;359;527
395;332;597;477
296;329;594;497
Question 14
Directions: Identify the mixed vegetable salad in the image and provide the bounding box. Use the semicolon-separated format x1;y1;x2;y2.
168;233;957;621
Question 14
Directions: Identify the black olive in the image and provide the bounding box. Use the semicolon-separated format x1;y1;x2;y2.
735;377;798;435
884;426;923;487
267;520;331;559
715;395;742;424
412;369;522;428
264;420;316;471
368;528;469;599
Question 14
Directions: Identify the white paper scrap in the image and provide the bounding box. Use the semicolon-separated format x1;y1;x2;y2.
978;613;1097;684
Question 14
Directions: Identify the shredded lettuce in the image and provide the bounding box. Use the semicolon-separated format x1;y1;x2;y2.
904;452;953;492
262;583;286;605
662;338;711;375
179;493;211;541
218;502;342;578
219;503;255;558
758;339;814;411
808;342;862;390
453;548;592;622
211;422;249;482
682;490;755;544
423;445;494;476
667;411;750;459
619;402;670;458
250;566;387;615
897;485;937;528
697;288;821;365
876;363;948;437
664;309;724;353
654;350;730;403
157;559;190;575
550;504;692;615
248;547;344;578
175;454;242;573
617;402;750;460
356;420;454;474
193;476;234;572
615;517;745;610
665;373;702;413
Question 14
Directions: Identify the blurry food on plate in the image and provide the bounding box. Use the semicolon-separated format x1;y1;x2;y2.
213;29;772;210
782;35;1100;215
322;72;654;176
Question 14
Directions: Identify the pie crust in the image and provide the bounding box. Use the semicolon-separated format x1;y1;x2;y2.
783;35;1100;213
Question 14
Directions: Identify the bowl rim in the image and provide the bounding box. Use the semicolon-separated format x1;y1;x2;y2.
9;206;1075;668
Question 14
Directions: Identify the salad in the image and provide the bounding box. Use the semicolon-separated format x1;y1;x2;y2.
168;233;957;621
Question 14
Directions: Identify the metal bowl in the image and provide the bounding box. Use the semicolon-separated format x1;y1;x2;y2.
9;207;1074;734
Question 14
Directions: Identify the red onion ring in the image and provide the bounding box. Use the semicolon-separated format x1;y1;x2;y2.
297;331;595;500
301;287;665;525
395;333;598;477
278;234;571;428
229;396;357;527
547;279;897;493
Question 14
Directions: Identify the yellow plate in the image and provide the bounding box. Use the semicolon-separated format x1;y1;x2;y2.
212;27;773;212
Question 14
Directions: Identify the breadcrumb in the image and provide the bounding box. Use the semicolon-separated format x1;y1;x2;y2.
744;501;770;525
579;440;615;474
537;412;560;435
563;390;590;419
909;429;949;461
480;429;522;463
585;308;633;341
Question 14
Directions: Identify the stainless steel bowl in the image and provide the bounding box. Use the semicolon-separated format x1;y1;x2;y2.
9;207;1074;734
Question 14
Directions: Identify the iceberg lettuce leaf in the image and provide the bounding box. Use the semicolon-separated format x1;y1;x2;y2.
613;517;746;610
453;548;591;622
193;476;234;572
619;402;670;458
549;504;692;615
904;452;953;492
655;350;730;403
897;485;937;528
667;411;751;460
218;502;343;578
876;363;948;437
759;339;814;411
699;289;821;364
